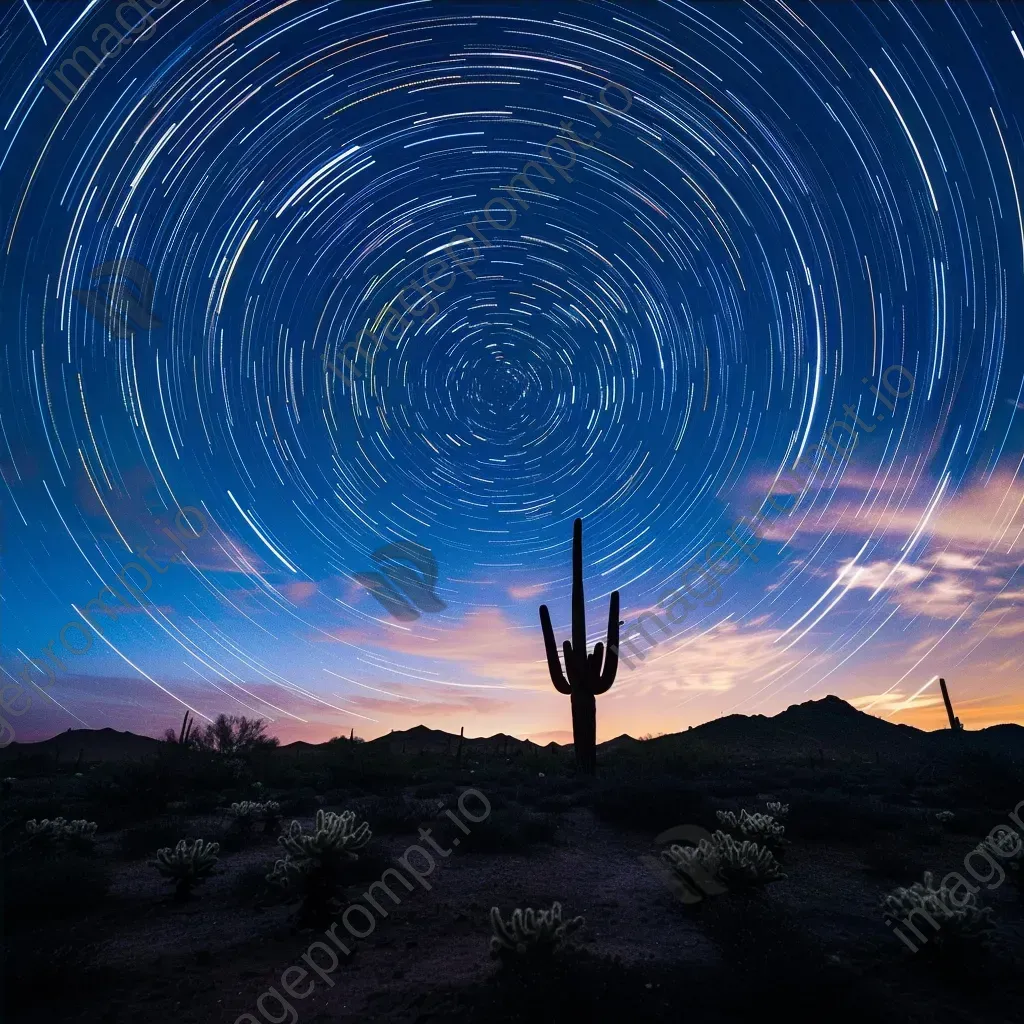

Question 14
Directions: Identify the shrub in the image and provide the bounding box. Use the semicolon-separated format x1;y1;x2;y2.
153;838;220;901
266;809;371;924
662;831;785;890
490;902;584;961
765;801;789;819
881;871;995;955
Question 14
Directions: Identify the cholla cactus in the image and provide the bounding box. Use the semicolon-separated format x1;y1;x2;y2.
716;809;786;848
489;902;584;959
229;801;261;830
663;830;785;888
153;838;220;901
765;801;789;820
934;810;955;824
230;799;282;833
882;871;994;952
26;818;67;842
267;810;371;923
26;817;98;852
260;799;282;832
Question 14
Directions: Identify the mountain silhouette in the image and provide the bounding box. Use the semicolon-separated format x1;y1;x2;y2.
2;695;1021;763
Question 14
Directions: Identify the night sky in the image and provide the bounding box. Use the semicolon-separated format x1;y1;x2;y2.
2;0;1023;747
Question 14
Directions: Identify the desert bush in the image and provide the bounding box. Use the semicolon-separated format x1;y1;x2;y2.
192;714;279;755
490;902;584;962
153;838;220;901
765;801;789;819
267;809;371;924
662;830;785;889
881;870;994;955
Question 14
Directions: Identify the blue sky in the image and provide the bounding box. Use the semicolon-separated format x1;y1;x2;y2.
2;0;1023;746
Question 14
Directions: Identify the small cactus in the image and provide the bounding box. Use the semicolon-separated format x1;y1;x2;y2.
489;901;584;959
267;809;371;923
765;801;789;819
935;810;955;824
229;798;280;832
662;830;785;889
716;809;786;849
882;870;994;953
26;817;97;853
153;838;220;901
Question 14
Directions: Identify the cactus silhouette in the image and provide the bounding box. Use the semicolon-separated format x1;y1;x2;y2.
939;677;964;732
538;518;620;775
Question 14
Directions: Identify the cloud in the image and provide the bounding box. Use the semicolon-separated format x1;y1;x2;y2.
280;581;318;604
758;468;1024;555
614;619;804;699
973;607;1024;639
507;583;547;600
927;552;983;571
838;559;930;592
381;607;550;684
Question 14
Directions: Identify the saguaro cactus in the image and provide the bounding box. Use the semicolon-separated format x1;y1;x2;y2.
939;677;963;732
539;518;620;774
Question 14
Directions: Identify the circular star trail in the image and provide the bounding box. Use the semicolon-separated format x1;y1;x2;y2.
2;0;1023;733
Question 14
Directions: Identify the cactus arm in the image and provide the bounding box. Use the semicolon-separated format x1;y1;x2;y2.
539;605;572;694
592;590;619;694
563;640;578;686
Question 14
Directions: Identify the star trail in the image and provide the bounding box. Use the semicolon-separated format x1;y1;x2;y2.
2;0;1023;746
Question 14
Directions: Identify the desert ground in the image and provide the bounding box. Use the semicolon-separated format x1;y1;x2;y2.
3;697;1024;1023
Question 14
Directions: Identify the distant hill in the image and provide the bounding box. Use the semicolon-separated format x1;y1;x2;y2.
3;695;1022;764
0;726;163;765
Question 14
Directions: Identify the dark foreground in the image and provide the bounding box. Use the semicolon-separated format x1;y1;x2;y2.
3;707;1024;1023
